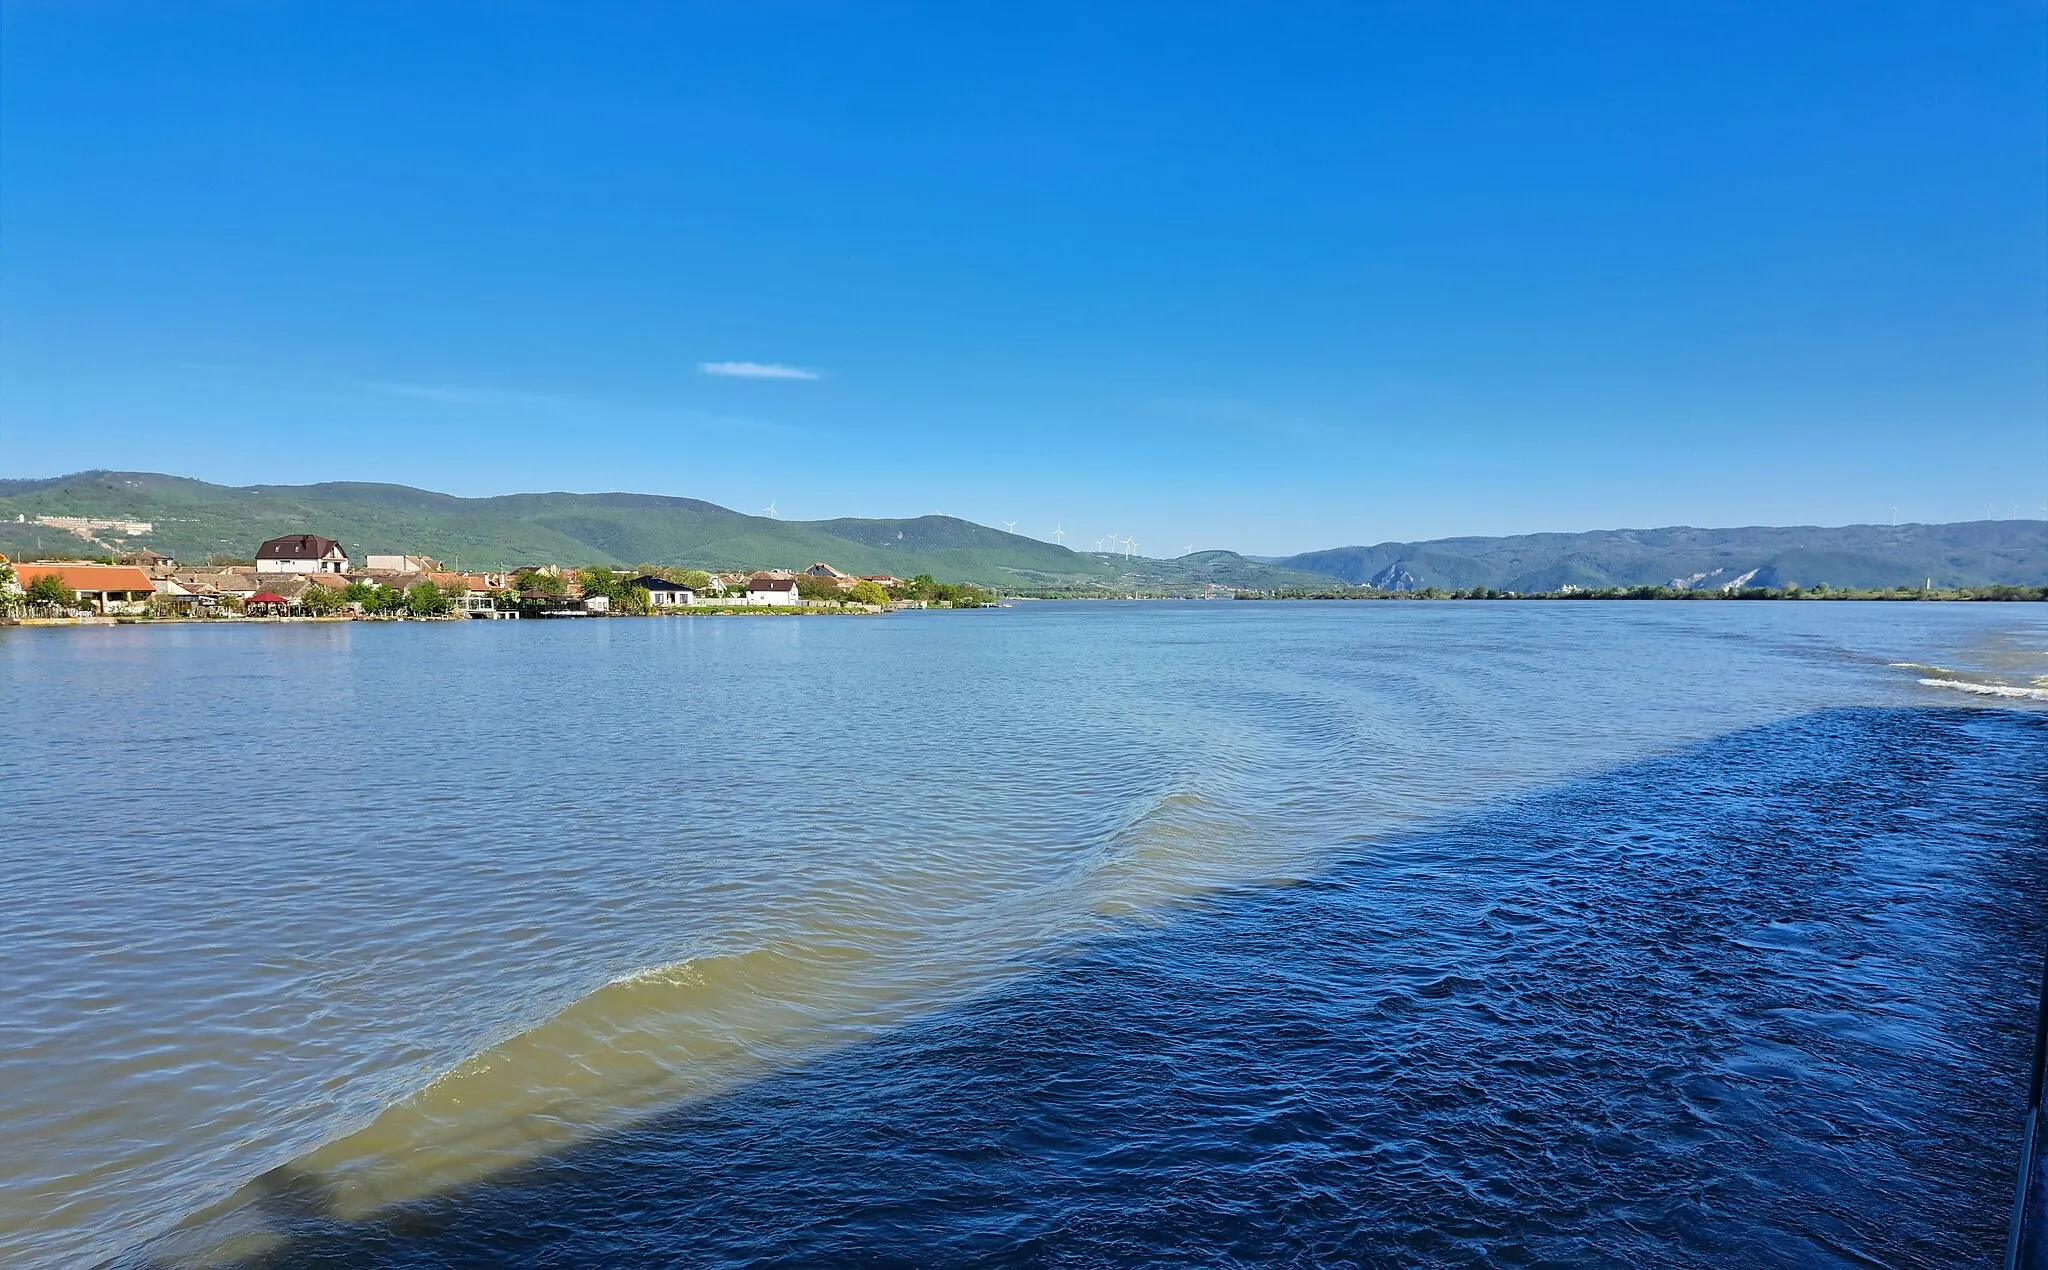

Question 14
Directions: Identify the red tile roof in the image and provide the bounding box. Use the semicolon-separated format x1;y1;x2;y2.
16;564;155;592
430;572;497;592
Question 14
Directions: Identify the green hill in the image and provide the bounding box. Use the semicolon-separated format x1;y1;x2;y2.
4;472;2040;594
0;471;1317;591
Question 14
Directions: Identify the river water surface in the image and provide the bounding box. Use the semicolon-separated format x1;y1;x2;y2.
4;602;2046;1268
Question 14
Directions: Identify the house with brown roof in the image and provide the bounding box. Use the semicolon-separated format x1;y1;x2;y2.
429;572;507;614
429;571;500;593
16;563;157;615
167;568;265;600
149;576;217;614
120;547;175;570
256;534;349;575
801;563;861;592
270;575;347;603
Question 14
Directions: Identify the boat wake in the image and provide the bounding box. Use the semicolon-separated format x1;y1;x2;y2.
143;788;1299;1264
1893;663;2048;701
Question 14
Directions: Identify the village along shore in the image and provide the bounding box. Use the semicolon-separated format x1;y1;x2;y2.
0;533;997;626
9;533;2040;626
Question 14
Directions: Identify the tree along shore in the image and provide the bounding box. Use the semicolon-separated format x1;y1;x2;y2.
505;567;994;614
0;558;999;622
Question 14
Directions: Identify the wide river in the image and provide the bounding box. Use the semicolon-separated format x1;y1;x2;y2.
4;601;2047;1268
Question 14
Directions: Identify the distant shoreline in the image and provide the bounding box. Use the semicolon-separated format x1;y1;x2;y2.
997;585;2048;602
1225;586;2047;603
12;591;2048;627
1;607;917;628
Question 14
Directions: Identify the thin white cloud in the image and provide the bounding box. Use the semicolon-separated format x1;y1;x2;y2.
699;361;822;381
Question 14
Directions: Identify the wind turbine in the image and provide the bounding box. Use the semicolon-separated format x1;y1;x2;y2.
1052;524;1065;545
1003;520;1018;534
1890;506;1898;527
764;501;779;518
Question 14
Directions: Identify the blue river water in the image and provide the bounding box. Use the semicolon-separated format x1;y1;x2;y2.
2;601;2045;1268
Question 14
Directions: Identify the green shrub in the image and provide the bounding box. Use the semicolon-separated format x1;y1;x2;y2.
404;580;451;616
795;575;844;602
512;568;569;599
24;574;78;609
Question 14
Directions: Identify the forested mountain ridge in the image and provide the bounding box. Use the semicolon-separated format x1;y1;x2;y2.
0;471;1339;591
2;471;2041;592
0;472;1109;586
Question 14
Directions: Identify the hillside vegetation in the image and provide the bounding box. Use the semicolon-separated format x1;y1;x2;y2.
2;472;2042;593
0;471;1302;590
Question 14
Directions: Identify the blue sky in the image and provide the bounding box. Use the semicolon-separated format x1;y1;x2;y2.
2;3;2043;555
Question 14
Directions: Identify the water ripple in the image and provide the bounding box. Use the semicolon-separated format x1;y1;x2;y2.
0;602;2043;1268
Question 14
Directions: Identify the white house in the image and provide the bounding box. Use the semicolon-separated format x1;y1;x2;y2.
744;576;798;606
256;534;349;575
626;575;696;608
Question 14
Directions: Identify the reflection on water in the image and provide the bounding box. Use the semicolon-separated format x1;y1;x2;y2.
2;602;2045;1268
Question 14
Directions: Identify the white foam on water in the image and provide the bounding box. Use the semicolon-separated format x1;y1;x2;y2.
1916;677;2048;701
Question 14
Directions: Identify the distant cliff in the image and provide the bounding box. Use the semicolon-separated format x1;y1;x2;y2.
1276;522;2048;592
